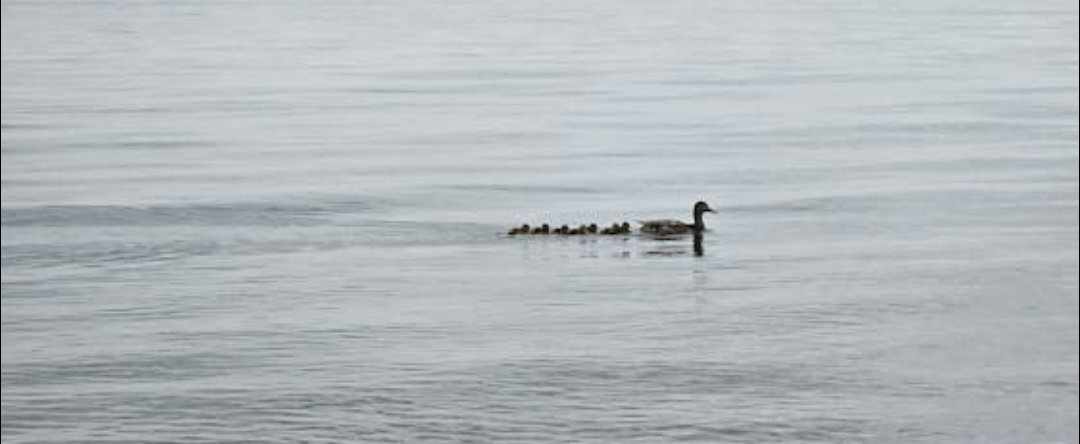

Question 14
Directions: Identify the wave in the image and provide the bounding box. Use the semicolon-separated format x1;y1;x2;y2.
1;200;374;228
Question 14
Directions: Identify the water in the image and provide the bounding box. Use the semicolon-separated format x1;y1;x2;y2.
2;1;1078;442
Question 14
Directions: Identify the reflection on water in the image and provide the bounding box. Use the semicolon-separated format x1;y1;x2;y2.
639;231;707;257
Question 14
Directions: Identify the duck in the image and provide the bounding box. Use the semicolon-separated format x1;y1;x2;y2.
587;223;598;234
639;201;714;236
601;222;620;235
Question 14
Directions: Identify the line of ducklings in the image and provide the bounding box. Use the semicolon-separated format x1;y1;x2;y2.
508;222;632;236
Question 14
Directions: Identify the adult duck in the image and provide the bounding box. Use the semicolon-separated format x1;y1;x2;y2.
639;201;714;236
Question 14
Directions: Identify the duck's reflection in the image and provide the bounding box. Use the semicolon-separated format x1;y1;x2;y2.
641;231;706;257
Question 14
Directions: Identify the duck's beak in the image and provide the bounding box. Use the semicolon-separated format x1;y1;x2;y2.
705;207;715;213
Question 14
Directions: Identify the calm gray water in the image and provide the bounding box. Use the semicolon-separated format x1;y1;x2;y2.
2;1;1078;442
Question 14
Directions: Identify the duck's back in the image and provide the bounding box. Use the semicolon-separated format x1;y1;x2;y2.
639;219;694;235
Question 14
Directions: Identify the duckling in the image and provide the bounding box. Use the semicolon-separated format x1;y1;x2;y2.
508;227;521;235
532;226;544;234
620;222;631;234
559;224;570;235
540;223;550;234
587;223;598;234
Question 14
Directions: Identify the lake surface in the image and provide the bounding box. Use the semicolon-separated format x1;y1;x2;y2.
2;1;1078;442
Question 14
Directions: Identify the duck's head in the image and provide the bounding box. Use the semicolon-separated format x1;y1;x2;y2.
693;201;714;216
692;201;714;229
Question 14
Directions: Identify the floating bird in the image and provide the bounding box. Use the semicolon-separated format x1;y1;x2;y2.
601;222;620;235
638;201;714;236
510;218;671;236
